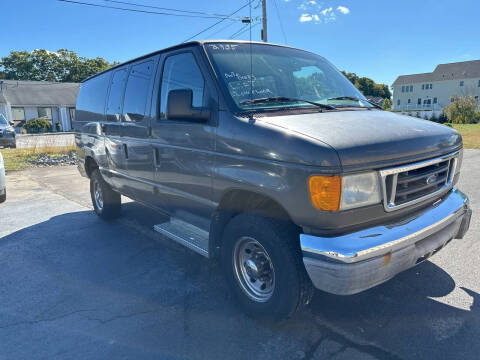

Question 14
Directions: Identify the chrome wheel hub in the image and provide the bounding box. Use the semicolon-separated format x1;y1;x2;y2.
233;237;275;302
94;180;103;210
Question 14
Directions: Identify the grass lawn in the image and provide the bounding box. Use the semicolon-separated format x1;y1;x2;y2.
1;145;76;172
452;123;480;149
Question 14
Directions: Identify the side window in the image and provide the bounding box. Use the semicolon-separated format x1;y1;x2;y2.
106;68;127;122
159;52;205;119
75;71;110;124
123;60;154;122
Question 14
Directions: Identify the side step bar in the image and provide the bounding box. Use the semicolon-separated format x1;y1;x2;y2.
154;218;210;257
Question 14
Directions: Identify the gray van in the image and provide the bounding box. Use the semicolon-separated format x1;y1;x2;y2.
75;41;472;319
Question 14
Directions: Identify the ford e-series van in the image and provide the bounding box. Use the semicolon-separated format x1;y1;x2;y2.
75;41;472;319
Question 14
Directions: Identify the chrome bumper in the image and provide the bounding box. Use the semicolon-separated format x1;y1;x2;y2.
300;188;471;295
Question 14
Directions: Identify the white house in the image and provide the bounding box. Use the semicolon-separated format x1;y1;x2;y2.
392;60;480;116
0;80;80;132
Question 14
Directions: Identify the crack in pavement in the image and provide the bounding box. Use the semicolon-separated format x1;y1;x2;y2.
84;309;160;325
313;318;404;360
0;309;98;330
303;335;327;360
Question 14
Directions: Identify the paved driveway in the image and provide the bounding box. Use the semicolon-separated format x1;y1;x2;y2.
0;150;478;360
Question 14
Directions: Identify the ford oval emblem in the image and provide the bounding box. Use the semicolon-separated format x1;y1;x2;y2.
426;174;437;185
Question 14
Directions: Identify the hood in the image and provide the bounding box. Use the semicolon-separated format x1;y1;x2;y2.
262;110;462;170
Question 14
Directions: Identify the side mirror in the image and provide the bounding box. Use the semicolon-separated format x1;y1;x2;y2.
166;89;210;122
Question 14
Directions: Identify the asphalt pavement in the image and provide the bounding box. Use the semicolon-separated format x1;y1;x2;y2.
0;150;478;360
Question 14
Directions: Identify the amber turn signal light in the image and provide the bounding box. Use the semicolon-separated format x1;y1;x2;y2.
308;175;342;212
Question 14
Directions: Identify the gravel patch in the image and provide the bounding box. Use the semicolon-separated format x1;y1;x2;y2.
27;151;78;167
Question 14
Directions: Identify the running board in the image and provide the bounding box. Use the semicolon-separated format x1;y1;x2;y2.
154;218;210;257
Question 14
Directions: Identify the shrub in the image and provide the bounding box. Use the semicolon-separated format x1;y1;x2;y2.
55;122;62;132
442;95;480;124
430;112;438;122
438;112;449;123
23;118;52;134
382;98;392;111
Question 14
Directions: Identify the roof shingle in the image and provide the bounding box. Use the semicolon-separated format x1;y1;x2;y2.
392;60;480;85
0;80;80;106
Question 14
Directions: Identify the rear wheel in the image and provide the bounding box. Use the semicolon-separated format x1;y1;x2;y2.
0;189;6;203
90;169;121;220
221;214;314;320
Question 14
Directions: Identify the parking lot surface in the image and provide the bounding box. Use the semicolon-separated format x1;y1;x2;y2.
0;150;478;360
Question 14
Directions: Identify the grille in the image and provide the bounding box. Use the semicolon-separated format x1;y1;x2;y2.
380;152;458;211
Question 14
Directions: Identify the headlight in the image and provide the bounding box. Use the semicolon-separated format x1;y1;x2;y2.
309;172;381;212
340;172;381;210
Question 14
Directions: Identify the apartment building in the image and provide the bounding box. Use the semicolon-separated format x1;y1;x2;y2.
392;60;480;114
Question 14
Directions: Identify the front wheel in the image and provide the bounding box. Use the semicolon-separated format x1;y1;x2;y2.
90;169;121;220
221;214;314;320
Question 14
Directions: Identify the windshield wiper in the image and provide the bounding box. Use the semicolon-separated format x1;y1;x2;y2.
240;97;336;110
327;96;382;109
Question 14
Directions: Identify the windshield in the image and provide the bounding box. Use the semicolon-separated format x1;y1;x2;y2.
0;114;8;125
204;42;372;111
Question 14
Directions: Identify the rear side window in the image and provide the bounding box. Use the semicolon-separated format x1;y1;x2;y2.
123;60;154;122
106;68;128;122
75;72;111;123
159;52;204;118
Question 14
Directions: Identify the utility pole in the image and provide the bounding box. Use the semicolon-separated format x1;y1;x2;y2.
261;0;267;42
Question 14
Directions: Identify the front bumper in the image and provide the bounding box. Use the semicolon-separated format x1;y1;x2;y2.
300;188;471;295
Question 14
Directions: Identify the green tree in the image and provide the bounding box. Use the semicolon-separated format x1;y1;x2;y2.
341;71;392;99
0;49;118;82
442;95;480;124
382;98;392;111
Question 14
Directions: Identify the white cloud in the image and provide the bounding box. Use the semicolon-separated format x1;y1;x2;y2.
297;3;347;24
320;7;333;15
299;13;313;22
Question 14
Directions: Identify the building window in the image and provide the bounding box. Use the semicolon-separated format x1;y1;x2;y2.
430;84;433;89
422;84;424;90
478;79;480;87
11;107;25;121
459;81;464;86
401;86;405;92
38;107;52;121
475;96;479;101
433;97;437;104
409;85;413;92
397;99;400;105
408;99;411;104
418;98;421;105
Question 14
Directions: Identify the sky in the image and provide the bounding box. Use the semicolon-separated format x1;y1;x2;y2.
2;0;480;86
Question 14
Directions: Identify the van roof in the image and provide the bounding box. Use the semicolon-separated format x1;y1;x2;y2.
82;40;301;83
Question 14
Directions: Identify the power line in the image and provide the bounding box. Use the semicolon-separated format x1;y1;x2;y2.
205;21;238;39
103;0;231;18
58;0;241;20
231;22;259;39
182;1;254;43
272;0;287;44
229;24;249;39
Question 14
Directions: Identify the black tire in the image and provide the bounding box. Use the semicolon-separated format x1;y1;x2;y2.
0;190;6;203
221;214;314;320
90;168;121;220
